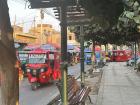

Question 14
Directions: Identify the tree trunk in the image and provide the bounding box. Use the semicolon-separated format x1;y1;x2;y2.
92;40;95;56
106;44;108;53
105;44;107;53
138;39;140;52
92;40;95;68
120;45;123;50
113;44;117;50
0;0;18;105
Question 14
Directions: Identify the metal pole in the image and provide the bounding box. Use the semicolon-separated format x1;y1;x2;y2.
50;32;52;50
134;41;137;67
80;25;85;87
40;9;44;44
33;17;36;36
40;19;43;44
60;1;68;105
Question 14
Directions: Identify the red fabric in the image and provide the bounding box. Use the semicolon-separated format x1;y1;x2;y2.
95;46;101;51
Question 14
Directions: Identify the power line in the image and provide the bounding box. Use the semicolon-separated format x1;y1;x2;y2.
11;0;58;21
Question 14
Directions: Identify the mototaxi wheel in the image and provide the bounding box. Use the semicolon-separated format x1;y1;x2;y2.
31;82;38;90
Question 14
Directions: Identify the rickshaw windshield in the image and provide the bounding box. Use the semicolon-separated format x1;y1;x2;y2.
28;54;47;64
18;53;28;61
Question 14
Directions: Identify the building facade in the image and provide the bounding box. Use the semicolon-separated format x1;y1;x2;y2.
13;24;79;48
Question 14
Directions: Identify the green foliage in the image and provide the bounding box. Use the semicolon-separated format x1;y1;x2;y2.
70;0;140;45
80;0;124;25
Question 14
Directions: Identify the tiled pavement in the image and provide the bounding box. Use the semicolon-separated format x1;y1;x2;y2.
96;62;140;105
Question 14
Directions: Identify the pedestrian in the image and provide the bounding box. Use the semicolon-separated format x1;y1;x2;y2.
15;60;23;82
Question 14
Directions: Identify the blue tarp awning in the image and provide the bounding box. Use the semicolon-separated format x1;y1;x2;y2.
23;44;40;50
41;44;56;51
84;48;92;52
67;45;74;50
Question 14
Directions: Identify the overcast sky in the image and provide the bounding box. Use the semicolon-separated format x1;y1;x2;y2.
8;0;60;32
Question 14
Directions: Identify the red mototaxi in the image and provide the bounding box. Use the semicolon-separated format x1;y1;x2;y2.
26;48;61;90
110;50;130;62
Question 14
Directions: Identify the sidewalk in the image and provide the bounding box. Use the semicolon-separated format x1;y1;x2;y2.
95;62;140;105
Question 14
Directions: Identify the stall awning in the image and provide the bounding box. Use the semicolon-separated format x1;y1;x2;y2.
67;45;74;50
41;44;56;51
23;44;40;50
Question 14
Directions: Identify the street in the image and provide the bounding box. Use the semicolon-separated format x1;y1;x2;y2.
19;63;91;105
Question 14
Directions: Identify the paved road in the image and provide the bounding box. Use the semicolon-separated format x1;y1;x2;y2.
19;63;91;105
96;62;140;105
68;63;91;78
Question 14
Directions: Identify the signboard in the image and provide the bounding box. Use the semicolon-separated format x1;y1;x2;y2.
29;54;46;58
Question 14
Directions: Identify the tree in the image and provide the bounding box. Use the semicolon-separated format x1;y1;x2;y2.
80;0;124;26
70;0;140;48
0;0;18;105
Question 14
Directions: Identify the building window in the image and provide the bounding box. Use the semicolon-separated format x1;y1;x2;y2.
69;36;72;40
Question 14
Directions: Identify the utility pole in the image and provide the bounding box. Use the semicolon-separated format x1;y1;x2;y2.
33;17;36;36
60;0;68;104
50;31;52;49
40;9;44;45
